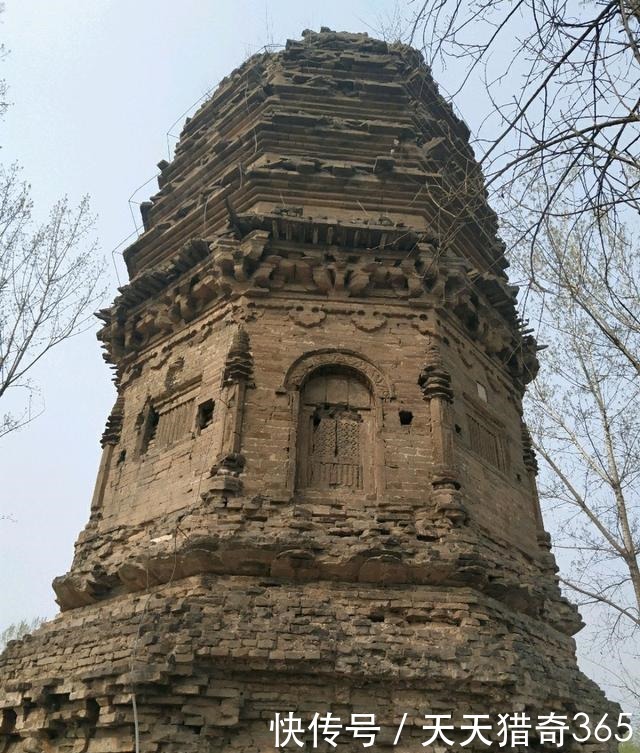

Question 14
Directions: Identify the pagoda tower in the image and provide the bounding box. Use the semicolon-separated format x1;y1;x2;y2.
0;30;619;753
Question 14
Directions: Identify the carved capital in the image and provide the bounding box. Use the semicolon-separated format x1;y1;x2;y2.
418;338;453;402
223;327;254;385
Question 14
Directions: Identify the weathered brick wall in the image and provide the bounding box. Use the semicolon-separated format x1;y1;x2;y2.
96;322;230;529
0;576;617;753
0;29;619;753
71;293;541;593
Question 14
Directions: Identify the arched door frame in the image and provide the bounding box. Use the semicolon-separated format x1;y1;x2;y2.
281;349;394;496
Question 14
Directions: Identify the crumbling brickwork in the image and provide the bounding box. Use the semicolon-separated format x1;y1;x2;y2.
0;29;619;752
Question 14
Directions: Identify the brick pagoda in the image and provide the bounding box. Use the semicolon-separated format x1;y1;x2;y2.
0;30;617;753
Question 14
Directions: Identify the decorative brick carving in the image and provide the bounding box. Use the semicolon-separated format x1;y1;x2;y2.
0;29;616;753
283;349;394;399
351;311;386;332
418;337;454;403
202;326;254;493
100;394;124;447
466;409;508;472
289;306;327;328
222;326;253;386
418;336;466;528
521;419;539;474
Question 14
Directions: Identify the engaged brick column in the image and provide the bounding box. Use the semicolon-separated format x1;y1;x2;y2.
418;336;467;529
521;419;557;569
208;326;253;494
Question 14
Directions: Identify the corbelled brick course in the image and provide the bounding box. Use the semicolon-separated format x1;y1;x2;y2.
0;29;617;752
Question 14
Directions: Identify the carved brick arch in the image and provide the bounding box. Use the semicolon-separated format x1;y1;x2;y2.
283;349;391;496
283;349;395;399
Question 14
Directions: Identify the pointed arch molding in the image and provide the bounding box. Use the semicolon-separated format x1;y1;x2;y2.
281;349;395;399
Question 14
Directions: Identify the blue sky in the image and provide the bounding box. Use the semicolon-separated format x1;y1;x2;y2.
0;0;634;714
0;0;408;626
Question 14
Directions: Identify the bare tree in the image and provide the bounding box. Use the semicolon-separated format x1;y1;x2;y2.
0;3;8;121
0;163;104;438
0;3;103;438
407;0;640;660
509;211;639;686
0;616;44;652
408;0;640;254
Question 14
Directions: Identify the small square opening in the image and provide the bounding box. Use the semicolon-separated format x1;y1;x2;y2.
140;405;159;454
197;399;215;431
399;410;413;426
